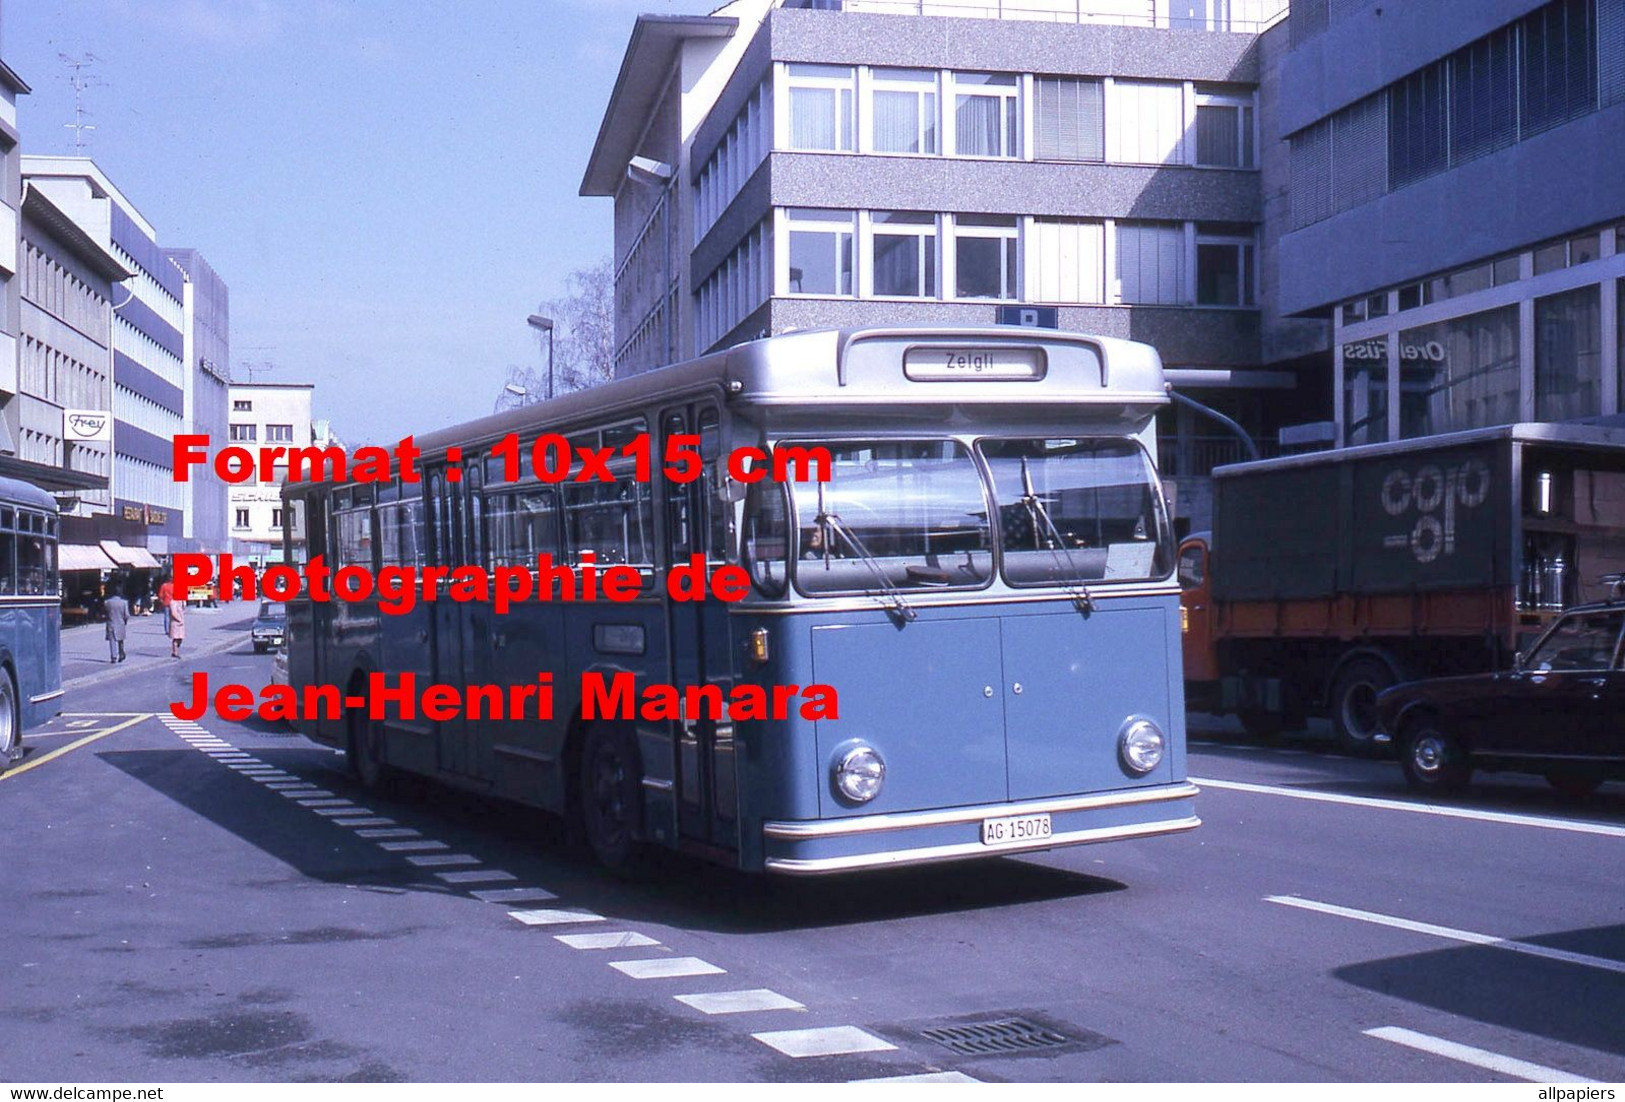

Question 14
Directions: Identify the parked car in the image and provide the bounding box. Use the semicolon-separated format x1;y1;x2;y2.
1377;591;1625;796
250;601;287;653
188;583;218;608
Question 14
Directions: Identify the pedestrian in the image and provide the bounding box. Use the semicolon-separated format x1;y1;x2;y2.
168;596;186;659
104;582;130;663
157;573;174;632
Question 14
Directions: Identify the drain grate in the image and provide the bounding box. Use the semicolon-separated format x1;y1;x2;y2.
918;1016;1075;1056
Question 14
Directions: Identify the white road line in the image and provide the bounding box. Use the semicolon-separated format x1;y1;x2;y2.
851;1072;980;1083
297;799;355;808
609;957;726;980
471;887;557;904
377;840;449;853
1365;1027;1600;1083
1195;776;1625;838
436;869;516;884
314;807;374;817
266;783;317;791
752;1026;896;1058
405;854;481;868
333;817;396;827
556;931;660;951
284;791;336;800
674;989;804;1015
357;828;420;839
508;908;604;926
1267;896;1625;976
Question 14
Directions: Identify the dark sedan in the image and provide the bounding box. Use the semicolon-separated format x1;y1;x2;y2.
1377;599;1625;796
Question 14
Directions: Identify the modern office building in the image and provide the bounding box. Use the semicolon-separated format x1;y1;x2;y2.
226;380;317;566
0;57;29;469
1276;0;1625;448
164;248;231;555
584;0;1337;528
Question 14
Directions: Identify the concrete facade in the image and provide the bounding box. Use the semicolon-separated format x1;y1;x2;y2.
226;381;316;565
165;248;231;554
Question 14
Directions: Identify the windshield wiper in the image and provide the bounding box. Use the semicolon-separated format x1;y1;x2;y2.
816;481;916;623
1019;456;1094;613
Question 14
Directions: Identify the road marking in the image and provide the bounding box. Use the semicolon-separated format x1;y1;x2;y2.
1365;1027;1600;1083
471;887;556;904
297;798;354;808
284;790;336;799
357;828;420;839
508;908;604;926
436;869;516;884
377;840;449;853
752;1026;896;1058
1267;896;1625;976
675;989;804;1015
0;713;154;782
609;957;726;980
556;931;661;951
1194;776;1625;838
332;817;396;827
851;1072;980;1083
266;782;316;790
314;807;374;817
406;854;481;868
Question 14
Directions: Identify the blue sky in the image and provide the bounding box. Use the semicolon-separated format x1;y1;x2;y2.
4;0;691;444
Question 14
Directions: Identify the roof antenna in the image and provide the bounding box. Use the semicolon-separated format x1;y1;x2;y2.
59;53;102;153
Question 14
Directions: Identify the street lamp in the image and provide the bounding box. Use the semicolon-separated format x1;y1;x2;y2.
527;314;555;400
495;382;527;414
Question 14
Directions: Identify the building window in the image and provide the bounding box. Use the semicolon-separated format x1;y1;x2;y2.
950;72;1019;158
1535;285;1603;421
1521;0;1597;138
870;212;937;298
1449;24;1518;165
265;423;295;443
232;399;252;412
1399;305;1520;438
785;208;854;295
1343;341;1389;447
272;508;285;529
1195;226;1256;307
1033;77;1103;162
1193;90;1255;168
1388;60;1449;189
228;423;256;443
1116;223;1186;305
787;64;855;152
1029;219;1105;304
953;215;1019;300
871;68;937;154
234;508;250;529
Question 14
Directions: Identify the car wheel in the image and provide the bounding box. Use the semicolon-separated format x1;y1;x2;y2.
1332;658;1397;755
1544;771;1603;799
578;724;642;870
1399;719;1470;793
0;673;17;776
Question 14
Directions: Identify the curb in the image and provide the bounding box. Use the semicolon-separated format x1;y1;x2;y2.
62;622;258;694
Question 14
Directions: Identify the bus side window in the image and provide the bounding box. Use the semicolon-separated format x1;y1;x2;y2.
17;513;46;596
466;462;484;570
663;411;693;563
563;479;653;579
698;407;733;565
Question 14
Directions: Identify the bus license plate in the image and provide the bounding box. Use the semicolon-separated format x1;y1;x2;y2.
981;813;1052;846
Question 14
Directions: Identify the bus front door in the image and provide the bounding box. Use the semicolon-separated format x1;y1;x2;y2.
662;404;739;854
426;464;483;780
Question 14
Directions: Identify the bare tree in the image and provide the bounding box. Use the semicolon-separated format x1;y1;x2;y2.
497;259;615;411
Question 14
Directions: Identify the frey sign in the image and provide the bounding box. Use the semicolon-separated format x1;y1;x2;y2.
64;409;112;443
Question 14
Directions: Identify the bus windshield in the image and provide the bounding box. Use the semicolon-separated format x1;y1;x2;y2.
979;438;1172;587
790;440;993;594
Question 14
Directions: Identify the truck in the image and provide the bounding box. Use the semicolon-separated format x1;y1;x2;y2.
1178;422;1625;753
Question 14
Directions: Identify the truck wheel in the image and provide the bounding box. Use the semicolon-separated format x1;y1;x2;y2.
1331;658;1395;755
1544;772;1603;799
1399;720;1470;793
578;724;642;871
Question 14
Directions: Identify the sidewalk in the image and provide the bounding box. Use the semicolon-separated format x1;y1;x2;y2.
61;604;257;690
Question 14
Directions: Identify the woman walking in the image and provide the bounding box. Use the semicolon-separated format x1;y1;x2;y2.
168;596;186;658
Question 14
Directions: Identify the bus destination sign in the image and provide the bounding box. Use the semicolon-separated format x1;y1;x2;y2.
903;345;1047;381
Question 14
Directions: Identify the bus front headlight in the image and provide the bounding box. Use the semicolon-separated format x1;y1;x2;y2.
833;744;885;803
1118;718;1165;776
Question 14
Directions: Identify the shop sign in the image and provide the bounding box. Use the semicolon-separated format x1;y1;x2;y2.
64;409;112;442
1342;338;1446;364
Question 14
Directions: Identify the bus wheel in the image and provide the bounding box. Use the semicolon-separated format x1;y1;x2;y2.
579;724;641;870
1399;719;1469;793
1331;658;1395;755
347;706;389;793
0;671;16;776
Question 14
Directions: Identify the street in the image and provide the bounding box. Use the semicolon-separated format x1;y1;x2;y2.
3;620;1622;1084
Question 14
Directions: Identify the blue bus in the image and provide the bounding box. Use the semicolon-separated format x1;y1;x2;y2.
0;476;63;775
283;328;1198;873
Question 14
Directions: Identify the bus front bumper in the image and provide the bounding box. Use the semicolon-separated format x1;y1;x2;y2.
759;781;1199;875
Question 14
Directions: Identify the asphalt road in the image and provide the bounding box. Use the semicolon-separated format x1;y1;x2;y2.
3;639;1622;1084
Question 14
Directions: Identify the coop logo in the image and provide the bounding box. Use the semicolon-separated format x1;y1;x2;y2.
64;409;111;442
1379;460;1491;563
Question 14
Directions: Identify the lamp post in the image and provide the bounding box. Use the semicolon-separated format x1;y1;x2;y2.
527;314;555;400
495;382;527;414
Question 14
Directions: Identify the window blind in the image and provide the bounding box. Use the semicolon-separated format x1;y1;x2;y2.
1034;77;1103;162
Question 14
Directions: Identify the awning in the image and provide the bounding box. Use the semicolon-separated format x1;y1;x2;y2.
60;543;118;572
99;540;162;570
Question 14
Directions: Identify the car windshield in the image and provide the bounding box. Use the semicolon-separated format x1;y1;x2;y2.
1524;609;1624;671
789;440;993;594
257;601;284;621
979;438;1173;587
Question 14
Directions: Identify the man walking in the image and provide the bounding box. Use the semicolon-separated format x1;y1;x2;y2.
105;583;130;663
157;573;174;634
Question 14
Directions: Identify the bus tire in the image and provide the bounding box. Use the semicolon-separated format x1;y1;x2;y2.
1399;717;1469;793
347;701;390;794
0;668;17;776
578;723;642;871
1331;657;1396;755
